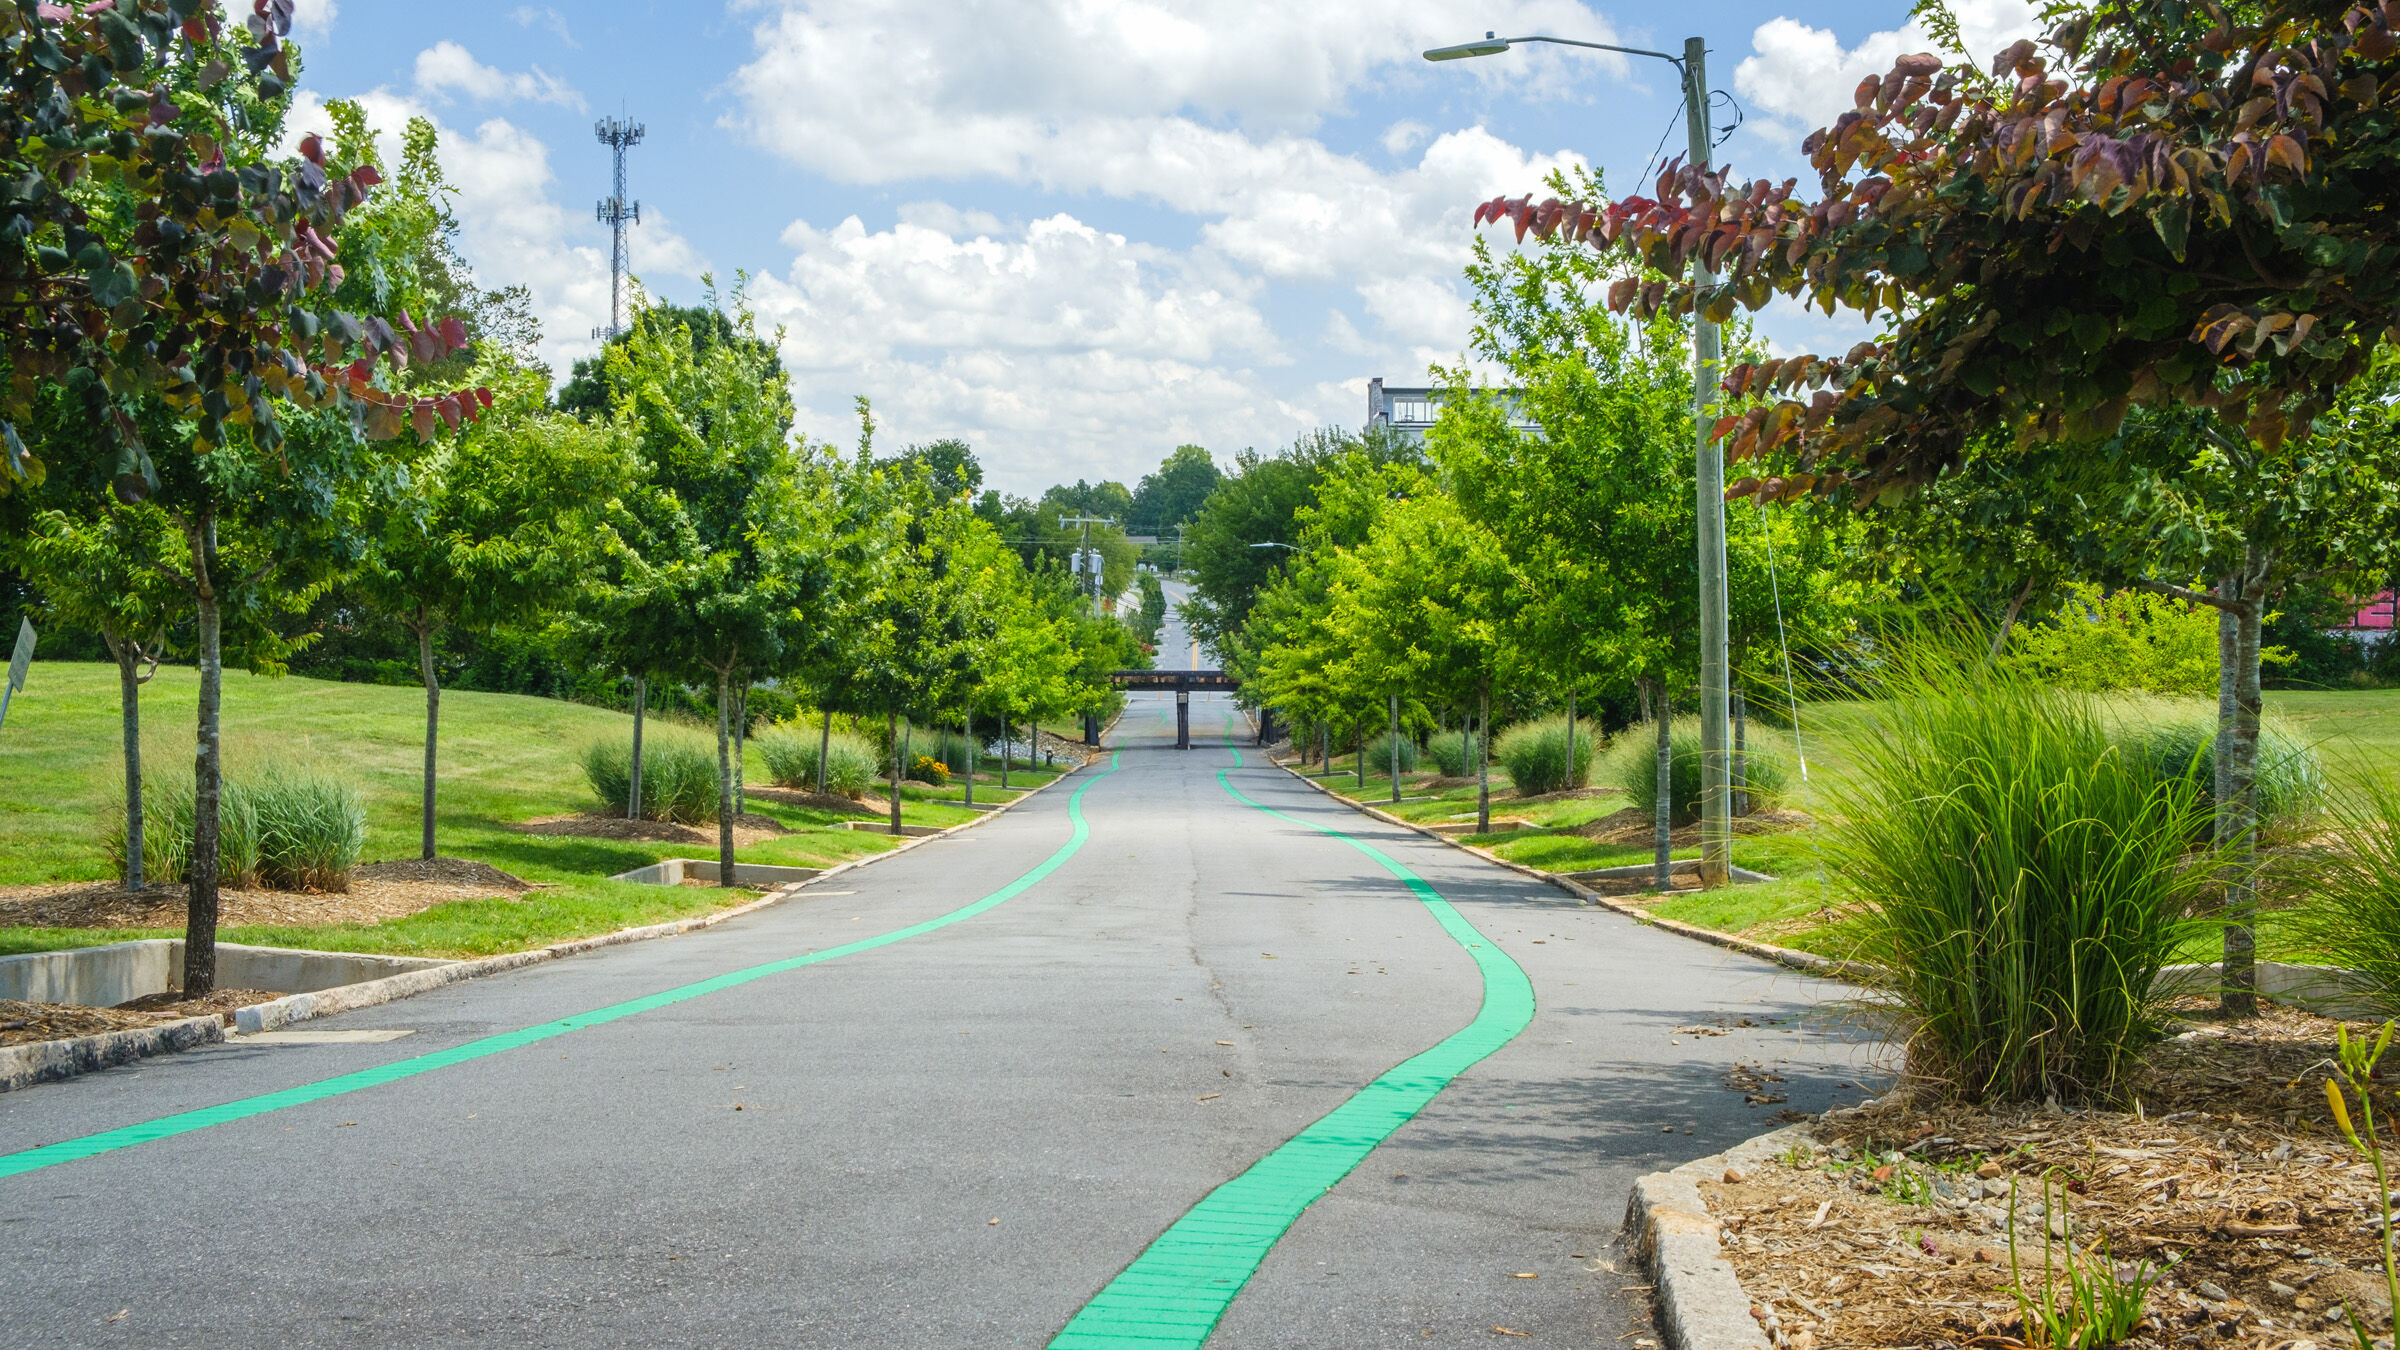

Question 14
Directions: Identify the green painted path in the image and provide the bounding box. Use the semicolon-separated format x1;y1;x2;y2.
0;754;1121;1181
1047;733;1537;1349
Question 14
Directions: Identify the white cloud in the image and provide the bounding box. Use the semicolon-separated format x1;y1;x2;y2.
1381;119;1432;156
510;5;577;47
413;40;585;110
280;88;705;376
725;0;1629;185
1734;1;2046;152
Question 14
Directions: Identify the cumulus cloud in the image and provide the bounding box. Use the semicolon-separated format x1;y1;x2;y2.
724;0;1627;185
413;39;585;110
509;5;577;47
1734;0;2047;153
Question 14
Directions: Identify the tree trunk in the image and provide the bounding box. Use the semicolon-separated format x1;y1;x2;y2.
1565;687;1578;792
184;512;223;998
417;620;441;861
628;676;647;819
1356;714;1366;789
1653;681;1674;894
2215;552;2269;1018
710;673;737;882
1732;687;1748;818
963;708;975;808
732;680;749;819
887;710;903;836
816;707;832;796
902;716;913;788
1000;714;1011;790
107;634;146;891
1389;692;1401;804
1476;681;1492;835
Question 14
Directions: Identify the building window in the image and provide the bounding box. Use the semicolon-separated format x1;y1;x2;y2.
1393;399;1432;424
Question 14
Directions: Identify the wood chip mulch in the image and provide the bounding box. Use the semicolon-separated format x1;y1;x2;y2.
511;811;790;846
0;856;537;931
739;786;879;814
0;989;284;1046
1700;1003;2400;1350
1575;806;1813;846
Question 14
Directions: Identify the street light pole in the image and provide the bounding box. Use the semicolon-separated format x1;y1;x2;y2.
1683;35;1732;888
1424;29;1732;887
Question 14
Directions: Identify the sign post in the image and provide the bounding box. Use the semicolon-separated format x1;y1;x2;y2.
0;618;35;731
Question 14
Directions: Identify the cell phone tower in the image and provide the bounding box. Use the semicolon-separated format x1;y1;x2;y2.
592;116;645;341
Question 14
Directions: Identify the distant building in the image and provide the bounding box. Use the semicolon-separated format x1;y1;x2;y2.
1366;377;1542;440
2349;590;2396;646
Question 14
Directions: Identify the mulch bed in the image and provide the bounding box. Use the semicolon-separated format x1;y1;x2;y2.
511;811;791;846
0;988;285;1045
0;857;537;931
1700;1002;2400;1350
740;786;879;814
1575;806;1813;846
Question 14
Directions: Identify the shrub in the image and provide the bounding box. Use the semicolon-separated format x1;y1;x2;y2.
581;735;720;823
910;755;951;786
2010;582;2233;696
755;724;879;799
105;778;259;888
2292;779;2400;1018
1607;719;1790;825
1825;643;2216;1104
1424;730;1482;777
916;728;984;777
1362;731;1419;775
251;771;366;892
2122;717;2324;842
1495;715;1594;796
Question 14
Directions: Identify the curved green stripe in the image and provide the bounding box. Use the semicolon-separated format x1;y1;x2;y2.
1;754;1123;1180
1048;727;1534;1349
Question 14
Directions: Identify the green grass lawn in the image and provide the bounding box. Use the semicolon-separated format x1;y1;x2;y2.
0;662;1064;958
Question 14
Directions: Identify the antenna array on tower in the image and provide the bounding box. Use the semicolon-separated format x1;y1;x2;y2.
592;117;645;342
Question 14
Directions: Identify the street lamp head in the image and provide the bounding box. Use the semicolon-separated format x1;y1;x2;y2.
1424;31;1509;61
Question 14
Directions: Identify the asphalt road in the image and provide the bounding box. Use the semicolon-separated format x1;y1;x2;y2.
2;677;1879;1348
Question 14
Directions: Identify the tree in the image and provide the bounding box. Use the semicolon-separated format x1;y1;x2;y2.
885;437;982;501
598;287;824;883
1128;444;1222;536
352;370;629;859
9;495;185;888
1482;2;2400;1003
0;2;484;502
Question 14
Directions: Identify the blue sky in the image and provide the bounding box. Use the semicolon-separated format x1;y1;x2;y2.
279;0;2050;495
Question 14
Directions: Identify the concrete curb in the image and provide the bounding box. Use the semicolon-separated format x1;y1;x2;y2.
1624;1125;1808;1350
0;1013;226;1094
6;759;1096;1087
1267;763;1843;978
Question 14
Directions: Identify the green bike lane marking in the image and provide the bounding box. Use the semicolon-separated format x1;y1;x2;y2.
1;754;1123;1181
1048;725;1536;1349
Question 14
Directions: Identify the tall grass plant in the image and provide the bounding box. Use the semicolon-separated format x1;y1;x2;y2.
2292;780;2400;1017
1826;638;2217;1103
580;735;720;823
1495;715;1592;796
1604;719;1789;823
1425;730;1482;778
754;724;879;799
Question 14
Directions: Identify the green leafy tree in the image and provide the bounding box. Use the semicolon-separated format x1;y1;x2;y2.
9;495;186;888
595;286;825;882
351;366;630;859
1128;444;1222;536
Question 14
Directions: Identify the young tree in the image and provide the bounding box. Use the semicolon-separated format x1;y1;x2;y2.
599;287;825;883
352;372;630;859
9;497;186;887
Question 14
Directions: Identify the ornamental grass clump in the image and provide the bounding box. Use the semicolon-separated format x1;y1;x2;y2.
2124;716;2324;843
105;778;259;888
1606;719;1790;824
2292;782;2400;1018
1495;715;1593;796
1425;730;1481;777
580;735;719;823
1826;644;2217;1104
1362;732;1419;775
756;724;880;800
250;771;367;892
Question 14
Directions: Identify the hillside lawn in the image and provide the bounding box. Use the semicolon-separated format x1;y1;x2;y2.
0;662;1064;959
1294;687;2400;964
